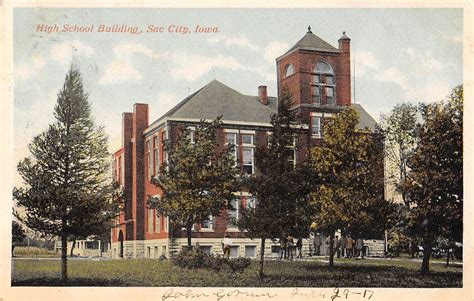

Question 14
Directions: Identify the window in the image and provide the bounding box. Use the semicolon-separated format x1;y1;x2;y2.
242;148;254;174
242;133;254;175
146;140;152;180
311;61;336;105
199;246;212;255
148;208;154;233
311;116;322;138
286;136;297;167
201;215;213;230
246;196;256;209
228;199;239;228
285;64;295;77
154;246;159;258
245;246;256;257
230;246;239;258
155;212;161;233
225;132;238;167
153;136;160;176
188;127;195;144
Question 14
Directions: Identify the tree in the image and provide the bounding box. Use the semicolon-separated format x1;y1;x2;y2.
12;221;26;256
238;90;313;280
402;85;463;274
13;66;118;282
380;103;418;206
149;117;238;250
309;107;390;267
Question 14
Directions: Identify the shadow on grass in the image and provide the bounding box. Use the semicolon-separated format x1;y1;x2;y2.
12;277;127;287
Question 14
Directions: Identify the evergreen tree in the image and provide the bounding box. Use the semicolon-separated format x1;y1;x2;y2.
12;221;26;256
402;85;463;274
238;90;313;280
309;107;390;267
13;66;118;282
149;117;238;250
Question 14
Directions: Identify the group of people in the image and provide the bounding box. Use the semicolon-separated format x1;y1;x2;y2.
279;234;303;260
309;231;366;259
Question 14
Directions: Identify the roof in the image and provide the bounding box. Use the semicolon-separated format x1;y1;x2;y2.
351;103;378;131
280;30;340;58
147;80;377;132
151;80;277;127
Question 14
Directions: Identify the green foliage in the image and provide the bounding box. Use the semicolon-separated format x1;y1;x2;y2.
380;103;418;206
171;249;251;273
310;107;390;236
237;90;313;278
12;221;26;245
309;107;393;266
402;85;463;274
13;66;119;280
149;117;238;247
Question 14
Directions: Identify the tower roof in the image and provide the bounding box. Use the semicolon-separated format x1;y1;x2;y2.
279;27;340;59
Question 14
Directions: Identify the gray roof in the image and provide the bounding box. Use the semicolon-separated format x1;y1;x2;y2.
281;31;340;58
351;103;378;131
148;80;377;132
153;80;277;126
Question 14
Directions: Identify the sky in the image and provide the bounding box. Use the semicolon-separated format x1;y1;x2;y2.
13;8;463;179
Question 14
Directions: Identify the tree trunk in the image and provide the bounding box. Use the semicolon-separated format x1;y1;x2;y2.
420;238;431;275
70;239;76;257
446;249;450;267
328;233;334;268
259;238;266;281
186;215;193;251
61;232;68;283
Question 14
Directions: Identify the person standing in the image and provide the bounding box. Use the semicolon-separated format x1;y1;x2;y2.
346;235;353;258
296;237;303;259
308;230;315;256
340;235;346;258
279;234;287;260
222;234;232;259
287;234;294;260
314;233;322;256
356;237;364;259
334;235;341;258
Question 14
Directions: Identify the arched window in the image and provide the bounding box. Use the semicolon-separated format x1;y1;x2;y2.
311;61;336;105
285;64;295;77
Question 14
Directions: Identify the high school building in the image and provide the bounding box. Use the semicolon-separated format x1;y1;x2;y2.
110;28;383;259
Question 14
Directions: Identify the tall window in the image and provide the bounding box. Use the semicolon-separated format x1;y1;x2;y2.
148;208;154;233
311;116;322;138
153;136;160;176
225;132;238;167
228;199;239;228
242;134;254;175
146;140;152;180
155;212;161;233
312;61;335;105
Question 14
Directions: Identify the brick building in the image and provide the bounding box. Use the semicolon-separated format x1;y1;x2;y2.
110;28;381;259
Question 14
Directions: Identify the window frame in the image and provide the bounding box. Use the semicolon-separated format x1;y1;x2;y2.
311;61;336;106
227;199;240;229
311;115;322;138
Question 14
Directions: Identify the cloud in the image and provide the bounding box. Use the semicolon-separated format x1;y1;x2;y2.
15;54;46;81
50;40;94;64
208;34;289;64
170;52;273;82
150;92;180;118
374;67;408;88
99;43;166;85
404;48;445;73
354;50;380;77
441;33;463;44
263;41;289;63
208;35;260;52
405;82;452;103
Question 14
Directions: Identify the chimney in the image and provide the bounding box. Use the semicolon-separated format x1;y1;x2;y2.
258;85;268;105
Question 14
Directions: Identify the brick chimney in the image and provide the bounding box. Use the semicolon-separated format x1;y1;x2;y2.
338;31;351;105
258;85;268;105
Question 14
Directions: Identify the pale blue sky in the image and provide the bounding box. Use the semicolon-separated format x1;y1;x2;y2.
14;8;463;166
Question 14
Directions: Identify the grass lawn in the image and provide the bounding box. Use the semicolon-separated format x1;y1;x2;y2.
13;247;60;258
12;257;461;287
